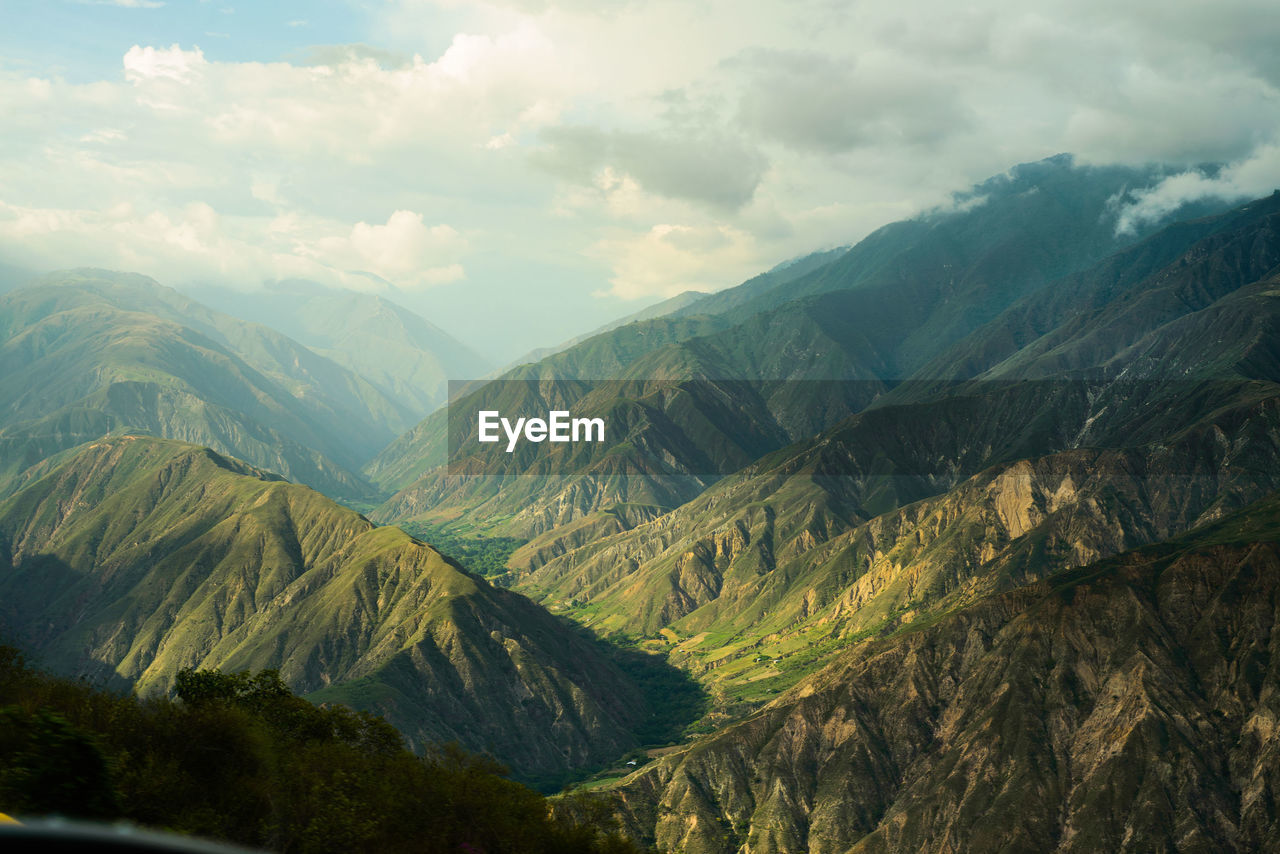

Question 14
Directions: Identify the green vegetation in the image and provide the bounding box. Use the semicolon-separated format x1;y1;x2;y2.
521;615;709;792
0;647;644;853
514;191;1280;718
0;436;683;784
605;639;707;748
400;521;527;581
5;162;1280;854
598;492;1280;852
371;157;1218;538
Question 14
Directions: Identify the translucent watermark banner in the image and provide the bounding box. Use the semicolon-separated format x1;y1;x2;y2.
445;378;1278;477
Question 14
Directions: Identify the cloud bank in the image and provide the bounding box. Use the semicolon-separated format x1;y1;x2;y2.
1114;143;1280;234
2;0;1279;352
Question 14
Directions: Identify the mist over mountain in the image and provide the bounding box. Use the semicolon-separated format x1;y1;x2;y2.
0;271;425;498
186;281;492;416
0;261;33;296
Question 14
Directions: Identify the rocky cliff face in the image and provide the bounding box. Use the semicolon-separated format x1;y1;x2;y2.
521;398;1280;701
597;493;1280;853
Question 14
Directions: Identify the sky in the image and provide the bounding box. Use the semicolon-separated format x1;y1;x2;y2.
2;0;1280;360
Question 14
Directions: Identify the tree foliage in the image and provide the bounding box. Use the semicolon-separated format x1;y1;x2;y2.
0;647;646;853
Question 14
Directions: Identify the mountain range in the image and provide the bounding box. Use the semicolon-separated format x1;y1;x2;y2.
0;270;421;499
367;157;1236;538
595;491;1280;852
514;189;1280;692
186;280;491;417
3;154;1280;852
0;435;696;786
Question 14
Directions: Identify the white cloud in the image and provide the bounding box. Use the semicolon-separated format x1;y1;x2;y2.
532;125;767;210
123;44;206;83
3;0;1280;350
310;210;467;288
79;128;127;144
729;48;972;153
83;0;165;7
1113;144;1280;234
0;202;466;292
589;223;765;300
485;131;516;149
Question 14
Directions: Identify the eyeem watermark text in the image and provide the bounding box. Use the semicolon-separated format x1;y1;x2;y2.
477;410;606;452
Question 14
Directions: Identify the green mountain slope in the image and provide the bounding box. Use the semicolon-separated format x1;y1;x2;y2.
362;311;733;496
597;491;1280;853
515;191;1280;699
899;190;1280;387
520;396;1280;701
373;369;883;538
0;436;682;782
369;157;1234;532
0;271;420;497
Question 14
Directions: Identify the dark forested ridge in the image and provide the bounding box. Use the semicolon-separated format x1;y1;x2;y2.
0;649;643;853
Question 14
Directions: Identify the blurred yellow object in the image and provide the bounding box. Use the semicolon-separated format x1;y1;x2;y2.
0;812;19;824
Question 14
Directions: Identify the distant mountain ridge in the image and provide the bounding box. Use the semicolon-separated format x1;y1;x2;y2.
493;289;711;377
187;281;491;417
514;189;1280;697
0;270;431;498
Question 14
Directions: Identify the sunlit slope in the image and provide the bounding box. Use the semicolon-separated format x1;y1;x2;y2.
0;436;659;780
601;491;1280;853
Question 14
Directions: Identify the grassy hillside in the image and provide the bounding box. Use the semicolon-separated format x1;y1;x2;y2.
0;436;701;784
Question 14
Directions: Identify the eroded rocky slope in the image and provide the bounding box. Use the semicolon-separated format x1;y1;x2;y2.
598;493;1280;853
